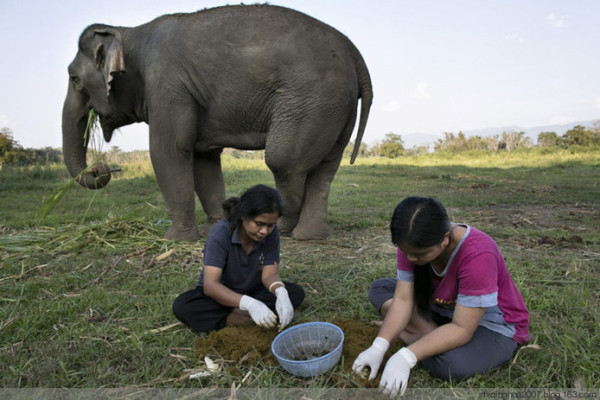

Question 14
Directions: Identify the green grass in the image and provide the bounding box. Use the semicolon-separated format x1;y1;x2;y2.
0;147;599;389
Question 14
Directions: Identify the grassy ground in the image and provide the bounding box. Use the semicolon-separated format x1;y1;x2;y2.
0;147;599;389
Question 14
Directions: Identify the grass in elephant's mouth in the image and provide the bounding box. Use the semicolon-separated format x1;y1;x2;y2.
37;109;108;220
0;148;599;388
83;108;106;157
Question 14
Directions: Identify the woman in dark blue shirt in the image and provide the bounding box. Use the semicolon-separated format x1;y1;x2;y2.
172;185;305;333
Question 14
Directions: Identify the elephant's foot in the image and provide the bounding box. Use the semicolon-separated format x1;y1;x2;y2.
291;222;330;240
198;217;220;237
278;216;298;234
165;225;201;242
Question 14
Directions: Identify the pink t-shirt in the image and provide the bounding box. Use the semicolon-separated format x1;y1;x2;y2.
396;225;530;344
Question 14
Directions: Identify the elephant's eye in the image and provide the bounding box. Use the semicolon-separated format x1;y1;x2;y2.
71;76;82;88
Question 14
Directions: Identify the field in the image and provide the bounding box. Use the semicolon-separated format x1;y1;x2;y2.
0;147;599;391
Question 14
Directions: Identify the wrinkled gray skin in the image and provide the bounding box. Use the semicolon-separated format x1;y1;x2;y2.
63;4;372;241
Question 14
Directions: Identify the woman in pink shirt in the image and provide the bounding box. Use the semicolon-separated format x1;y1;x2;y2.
353;196;529;396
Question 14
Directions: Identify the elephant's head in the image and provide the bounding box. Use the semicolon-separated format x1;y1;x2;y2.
62;24;129;189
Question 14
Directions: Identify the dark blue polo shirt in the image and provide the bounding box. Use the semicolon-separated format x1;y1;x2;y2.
197;219;280;293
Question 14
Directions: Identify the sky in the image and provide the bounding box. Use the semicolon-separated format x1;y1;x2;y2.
1;0;599;152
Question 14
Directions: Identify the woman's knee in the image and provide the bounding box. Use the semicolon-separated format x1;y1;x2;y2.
285;282;306;308
422;354;475;381
171;287;202;321
171;294;188;321
368;278;396;311
421;329;518;381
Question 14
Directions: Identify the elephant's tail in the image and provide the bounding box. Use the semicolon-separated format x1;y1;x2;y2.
351;58;373;164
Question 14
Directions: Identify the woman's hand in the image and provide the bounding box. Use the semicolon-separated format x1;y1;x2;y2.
379;347;417;396
274;286;293;330
239;295;277;328
352;336;390;380
262;263;293;329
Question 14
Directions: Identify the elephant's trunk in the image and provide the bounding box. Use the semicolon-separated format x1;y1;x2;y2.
62;86;111;189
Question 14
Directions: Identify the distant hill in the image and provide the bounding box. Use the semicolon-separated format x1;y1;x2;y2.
400;120;597;148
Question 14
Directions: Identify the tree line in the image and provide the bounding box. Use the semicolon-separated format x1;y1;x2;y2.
0;128;62;167
345;122;600;158
1;122;599;167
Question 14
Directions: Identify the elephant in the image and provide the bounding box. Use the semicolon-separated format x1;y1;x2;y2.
62;4;372;241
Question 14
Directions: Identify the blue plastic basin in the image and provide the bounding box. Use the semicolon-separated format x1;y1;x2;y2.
271;321;344;377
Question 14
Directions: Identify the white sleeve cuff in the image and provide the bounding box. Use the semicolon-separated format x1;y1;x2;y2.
399;347;417;368
373;336;390;352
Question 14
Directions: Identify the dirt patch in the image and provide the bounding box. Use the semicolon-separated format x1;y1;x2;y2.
194;317;403;387
450;203;598;232
536;235;584;246
281;203;597;260
469;182;492;189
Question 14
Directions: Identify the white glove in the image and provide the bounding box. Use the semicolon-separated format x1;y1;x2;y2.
352;337;390;380
379;347;417;397
239;295;277;328
274;286;294;330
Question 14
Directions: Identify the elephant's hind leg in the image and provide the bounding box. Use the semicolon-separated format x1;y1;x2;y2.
265;126;314;235
267;97;353;239
292;104;356;240
270;169;308;234
291;152;343;240
292;108;356;240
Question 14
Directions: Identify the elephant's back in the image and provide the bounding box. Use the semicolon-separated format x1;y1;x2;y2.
173;5;346;39
148;5;362;64
142;4;365;123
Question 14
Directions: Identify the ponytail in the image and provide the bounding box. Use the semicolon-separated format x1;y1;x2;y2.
413;263;435;319
222;196;242;237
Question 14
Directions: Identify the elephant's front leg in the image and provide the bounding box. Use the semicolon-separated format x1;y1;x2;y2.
193;151;226;236
149;119;201;241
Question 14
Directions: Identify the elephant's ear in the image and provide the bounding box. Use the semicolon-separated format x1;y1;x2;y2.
93;29;125;97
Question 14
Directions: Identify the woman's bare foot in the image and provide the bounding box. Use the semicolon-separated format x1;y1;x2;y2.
368;321;422;344
226;309;252;326
399;331;423;345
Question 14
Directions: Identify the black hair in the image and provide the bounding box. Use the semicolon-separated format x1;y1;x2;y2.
222;184;283;237
390;196;452;319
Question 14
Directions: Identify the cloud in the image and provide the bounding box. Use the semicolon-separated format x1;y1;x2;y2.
596;97;600;109
414;82;431;100
547;13;567;28
384;101;402;112
504;33;524;42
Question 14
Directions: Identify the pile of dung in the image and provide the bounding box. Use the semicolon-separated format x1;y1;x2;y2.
194;317;403;387
195;324;279;366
